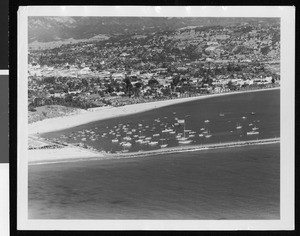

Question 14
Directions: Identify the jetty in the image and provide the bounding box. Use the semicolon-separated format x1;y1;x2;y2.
29;136;280;164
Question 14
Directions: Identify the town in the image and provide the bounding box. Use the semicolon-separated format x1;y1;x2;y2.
28;21;280;122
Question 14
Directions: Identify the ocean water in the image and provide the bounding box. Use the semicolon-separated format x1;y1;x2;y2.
29;90;280;219
41;89;280;153
28;143;280;219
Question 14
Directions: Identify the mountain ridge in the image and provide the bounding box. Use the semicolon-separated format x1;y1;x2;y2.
28;17;279;43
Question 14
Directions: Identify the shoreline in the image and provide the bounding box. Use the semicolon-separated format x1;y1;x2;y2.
29;137;280;165
29;87;279;135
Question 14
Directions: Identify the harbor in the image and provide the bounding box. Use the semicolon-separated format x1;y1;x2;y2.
40;89;279;155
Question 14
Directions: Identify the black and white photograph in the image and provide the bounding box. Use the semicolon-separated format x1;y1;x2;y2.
17;6;294;230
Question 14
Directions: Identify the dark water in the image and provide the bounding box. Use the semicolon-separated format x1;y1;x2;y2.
30;90;280;219
28;143;280;219
41;89;280;153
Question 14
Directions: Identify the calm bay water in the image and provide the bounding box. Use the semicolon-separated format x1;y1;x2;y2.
30;90;280;219
41;89;280;153
29;143;280;219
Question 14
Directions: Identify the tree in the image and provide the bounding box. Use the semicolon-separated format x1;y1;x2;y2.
227;80;237;91
106;84;114;94
148;78;159;87
123;76;133;97
44;77;56;84
172;76;180;87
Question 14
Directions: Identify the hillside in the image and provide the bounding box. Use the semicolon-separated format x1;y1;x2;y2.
28;17;279;44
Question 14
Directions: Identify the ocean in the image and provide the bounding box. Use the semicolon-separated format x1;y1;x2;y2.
29;89;280;219
28;143;280;219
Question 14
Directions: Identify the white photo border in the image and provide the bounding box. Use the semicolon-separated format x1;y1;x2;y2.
18;6;295;230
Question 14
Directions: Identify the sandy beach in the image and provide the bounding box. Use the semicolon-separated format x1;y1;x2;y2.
28;146;103;164
28;87;279;135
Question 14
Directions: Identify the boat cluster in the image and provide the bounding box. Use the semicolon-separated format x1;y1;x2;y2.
54;114;215;153
51;111;260;153
233;112;260;135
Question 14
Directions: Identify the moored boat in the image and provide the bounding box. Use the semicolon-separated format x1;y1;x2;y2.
247;131;259;135
149;141;158;146
236;123;242;129
178;139;193;145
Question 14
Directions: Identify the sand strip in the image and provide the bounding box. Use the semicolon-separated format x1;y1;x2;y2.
28;146;104;164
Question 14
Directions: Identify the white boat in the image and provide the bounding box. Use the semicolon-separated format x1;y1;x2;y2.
162;129;171;133
178;139;193;145
252;126;259;131
251;112;256;115
159;138;168;148
205;130;212;138
247;131;259;135
149;141;158;146
169;131;176;134
242;116;247;119
145;137;152;141
189;134;195;138
199;134;204;137
122;142;132;148
112;139;119;143
177;136;188;141
200;128;205;131
153;133;160;137
219;112;225;117
236;123;242;129
204;120;210;123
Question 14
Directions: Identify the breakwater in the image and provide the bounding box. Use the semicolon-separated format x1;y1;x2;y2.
29;137;280;165
106;137;280;159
